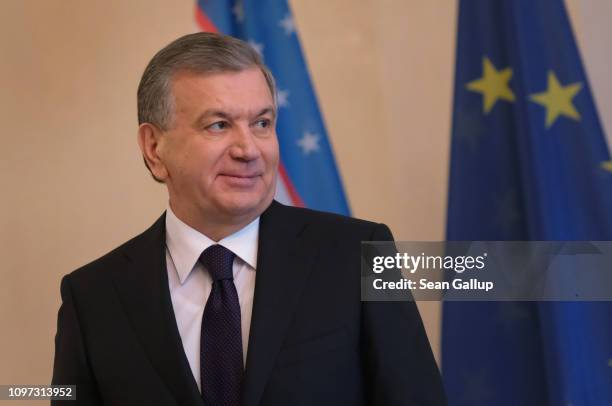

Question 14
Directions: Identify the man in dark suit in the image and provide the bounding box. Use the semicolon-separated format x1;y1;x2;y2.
52;32;446;405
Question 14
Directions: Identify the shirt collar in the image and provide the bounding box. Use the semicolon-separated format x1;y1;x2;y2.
165;205;259;285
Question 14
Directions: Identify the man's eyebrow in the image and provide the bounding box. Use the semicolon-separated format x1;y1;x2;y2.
194;106;276;126
195;109;231;124
255;107;276;120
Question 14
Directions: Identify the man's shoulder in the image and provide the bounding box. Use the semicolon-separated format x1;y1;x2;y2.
66;213;165;284
267;201;392;239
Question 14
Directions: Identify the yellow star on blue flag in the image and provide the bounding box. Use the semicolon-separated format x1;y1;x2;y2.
530;71;582;128
466;56;515;114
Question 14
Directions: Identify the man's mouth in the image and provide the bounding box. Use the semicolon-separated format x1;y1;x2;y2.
219;172;261;179
218;173;261;187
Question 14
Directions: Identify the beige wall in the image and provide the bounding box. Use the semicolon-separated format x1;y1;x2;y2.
1;0;197;389
291;1;455;366
1;0;610;391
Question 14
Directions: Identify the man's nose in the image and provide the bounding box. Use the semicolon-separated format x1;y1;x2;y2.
229;125;261;161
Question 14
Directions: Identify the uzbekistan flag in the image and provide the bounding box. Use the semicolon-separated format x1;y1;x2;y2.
195;0;350;215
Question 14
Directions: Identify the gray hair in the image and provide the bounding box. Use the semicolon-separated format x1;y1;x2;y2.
137;32;276;131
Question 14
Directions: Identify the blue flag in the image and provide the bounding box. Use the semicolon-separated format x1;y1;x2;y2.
443;1;612;405
195;0;350;215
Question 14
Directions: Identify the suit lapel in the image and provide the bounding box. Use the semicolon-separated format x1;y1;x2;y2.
242;201;318;406
110;214;204;406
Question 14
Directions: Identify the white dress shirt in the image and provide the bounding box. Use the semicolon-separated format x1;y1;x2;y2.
165;206;258;393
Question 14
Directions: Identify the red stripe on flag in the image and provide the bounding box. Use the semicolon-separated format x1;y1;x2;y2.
279;163;305;207
195;4;218;32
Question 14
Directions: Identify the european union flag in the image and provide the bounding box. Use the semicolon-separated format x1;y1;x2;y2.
443;1;612;405
195;0;350;215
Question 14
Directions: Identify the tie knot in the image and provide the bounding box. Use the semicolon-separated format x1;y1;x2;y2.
199;245;236;281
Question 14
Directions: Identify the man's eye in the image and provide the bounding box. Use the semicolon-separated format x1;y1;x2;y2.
253;119;270;129
208;121;228;131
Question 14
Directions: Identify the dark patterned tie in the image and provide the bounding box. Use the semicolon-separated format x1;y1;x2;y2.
199;244;243;406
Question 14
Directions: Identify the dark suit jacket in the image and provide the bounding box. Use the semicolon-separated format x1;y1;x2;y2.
52;200;446;405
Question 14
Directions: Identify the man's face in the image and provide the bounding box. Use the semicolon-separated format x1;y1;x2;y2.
156;68;279;227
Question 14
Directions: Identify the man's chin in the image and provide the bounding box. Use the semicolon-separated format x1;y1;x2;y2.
215;196;272;222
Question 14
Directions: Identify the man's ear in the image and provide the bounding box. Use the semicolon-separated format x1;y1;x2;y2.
137;123;168;182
